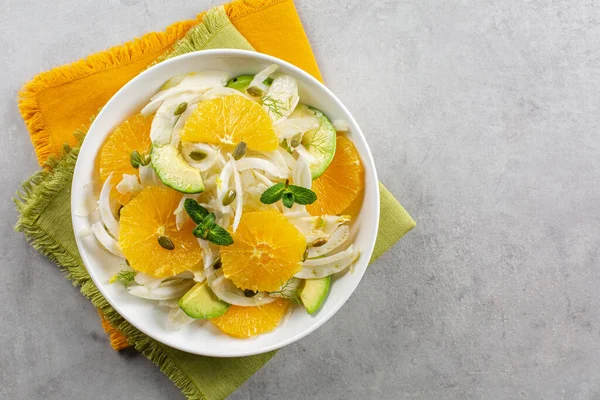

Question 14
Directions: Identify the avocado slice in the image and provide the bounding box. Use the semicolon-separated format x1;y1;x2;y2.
300;276;331;314
151;144;204;194
179;281;230;319
301;107;337;179
226;74;273;93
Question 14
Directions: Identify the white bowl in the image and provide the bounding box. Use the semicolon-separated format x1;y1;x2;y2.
71;49;379;357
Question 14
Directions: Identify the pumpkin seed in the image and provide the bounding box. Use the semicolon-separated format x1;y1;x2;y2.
211;257;222;270
157;235;175;250
232;141;247;160
174;102;188;116
311;238;328;247
290;133;302;148
130;150;142;169
303;248;309;261
222;189;237;206
189;151;207;161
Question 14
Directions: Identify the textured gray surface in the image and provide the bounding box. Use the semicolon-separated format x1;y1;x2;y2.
2;0;600;399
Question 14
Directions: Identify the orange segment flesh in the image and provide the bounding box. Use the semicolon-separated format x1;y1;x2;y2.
307;135;364;216
118;186;202;278
211;299;290;338
180;95;278;151
220;210;305;292
99;113;152;205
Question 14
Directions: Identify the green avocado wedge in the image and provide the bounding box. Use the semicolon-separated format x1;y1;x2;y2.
301;106;337;179
151;144;204;194
179;282;230;319
226;74;273;93
300;276;331;314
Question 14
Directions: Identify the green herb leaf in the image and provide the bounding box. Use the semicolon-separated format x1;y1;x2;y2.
282;191;295;208
270;278;302;305
184;198;209;224
260;182;286;204
287;185;317;205
261;95;285;118
193;225;211;240
111;269;136;287
202;213;216;229
207;225;234;246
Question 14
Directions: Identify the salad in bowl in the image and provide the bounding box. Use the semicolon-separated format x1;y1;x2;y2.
72;50;378;356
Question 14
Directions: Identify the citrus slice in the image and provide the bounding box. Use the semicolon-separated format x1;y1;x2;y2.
307;136;364;216
118;186;202;278
99;113;152;205
180;95;278;151
210;299;289;338
220;210;305;292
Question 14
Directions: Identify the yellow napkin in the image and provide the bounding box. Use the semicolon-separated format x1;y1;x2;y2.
19;0;322;165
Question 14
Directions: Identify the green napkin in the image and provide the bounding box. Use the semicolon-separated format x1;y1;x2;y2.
15;7;415;400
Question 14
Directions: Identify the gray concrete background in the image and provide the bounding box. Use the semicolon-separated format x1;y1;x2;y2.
2;0;600;399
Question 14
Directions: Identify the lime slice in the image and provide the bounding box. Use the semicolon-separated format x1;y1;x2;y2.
301;106;337;179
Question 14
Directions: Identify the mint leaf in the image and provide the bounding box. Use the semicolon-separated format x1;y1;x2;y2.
202;213;216;229
184;198;209;224
260;183;286;204
282;192;295;208
192;225;211;240
288;185;317;205
207;225;234;246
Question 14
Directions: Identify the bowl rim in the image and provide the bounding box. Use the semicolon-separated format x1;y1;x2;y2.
71;49;380;357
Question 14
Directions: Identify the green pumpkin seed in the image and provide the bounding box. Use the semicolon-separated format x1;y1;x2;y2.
302;248;309;261
244;289;257;298
290;133;302;148
129;150;142;169
189;151;208;161
174;102;188;116
311;238;328;248
211;257;222;270
222;189;237;206
247;87;264;97
157;235;175;250
232;141;247;160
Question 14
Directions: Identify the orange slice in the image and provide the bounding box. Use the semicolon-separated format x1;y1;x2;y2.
220;210;305;292
118;186;202;278
99;113;152;205
180;95;278;151
211;299;290;338
307;136;364;216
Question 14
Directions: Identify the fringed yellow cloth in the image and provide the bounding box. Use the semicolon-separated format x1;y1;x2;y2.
19;0;320;165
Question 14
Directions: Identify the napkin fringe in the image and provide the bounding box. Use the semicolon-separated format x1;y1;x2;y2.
157;6;229;63
14;142;90;283
18;19;197;165
226;0;287;19
98;310;130;351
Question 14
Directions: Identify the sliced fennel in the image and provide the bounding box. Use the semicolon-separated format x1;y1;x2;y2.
307;225;350;258
262;75;299;121
247;64;278;97
91;222;124;258
99;174;120;239
295;245;360;279
116;174;142;195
